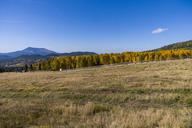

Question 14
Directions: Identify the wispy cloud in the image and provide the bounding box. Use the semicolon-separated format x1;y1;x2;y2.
152;28;168;34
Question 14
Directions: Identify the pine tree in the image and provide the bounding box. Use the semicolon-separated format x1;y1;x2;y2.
29;64;33;71
24;64;28;72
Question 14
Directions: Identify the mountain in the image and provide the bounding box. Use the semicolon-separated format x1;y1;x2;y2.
0;55;12;60
153;40;192;51
0;47;56;58
0;47;97;67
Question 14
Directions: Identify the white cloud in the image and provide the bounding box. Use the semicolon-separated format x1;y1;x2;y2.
152;28;168;34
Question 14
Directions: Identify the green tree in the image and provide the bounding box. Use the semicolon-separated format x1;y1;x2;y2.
24;64;28;72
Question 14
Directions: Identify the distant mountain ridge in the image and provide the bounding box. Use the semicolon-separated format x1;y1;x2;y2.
0;47;96;66
1;40;192;67
152;40;192;51
0;47;56;58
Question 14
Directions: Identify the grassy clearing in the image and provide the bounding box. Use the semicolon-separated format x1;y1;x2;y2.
1;59;192;127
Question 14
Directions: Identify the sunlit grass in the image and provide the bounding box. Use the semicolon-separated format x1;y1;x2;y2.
1;59;192;127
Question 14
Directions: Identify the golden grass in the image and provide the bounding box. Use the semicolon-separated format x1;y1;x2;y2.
1;59;192;127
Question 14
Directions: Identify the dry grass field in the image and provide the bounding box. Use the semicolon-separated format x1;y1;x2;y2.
1;59;192;127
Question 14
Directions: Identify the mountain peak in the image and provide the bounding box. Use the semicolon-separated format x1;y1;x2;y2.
24;47;50;51
21;47;56;56
0;47;57;58
24;47;35;50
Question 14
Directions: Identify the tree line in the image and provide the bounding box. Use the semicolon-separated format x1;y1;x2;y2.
0;64;34;73
32;49;192;71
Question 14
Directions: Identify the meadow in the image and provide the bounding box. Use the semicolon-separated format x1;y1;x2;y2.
1;59;192;127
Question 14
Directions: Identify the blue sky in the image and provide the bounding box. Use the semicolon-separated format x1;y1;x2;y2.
0;0;192;53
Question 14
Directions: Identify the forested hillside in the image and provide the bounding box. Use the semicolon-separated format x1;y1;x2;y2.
2;40;192;72
153;40;192;51
34;49;192;71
